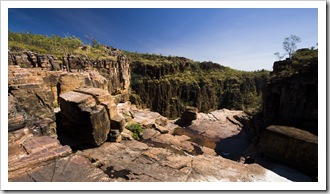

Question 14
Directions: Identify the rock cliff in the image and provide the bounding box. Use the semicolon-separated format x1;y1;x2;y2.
258;48;318;178
263;48;318;135
8;48;130;101
8;65;111;137
128;53;269;119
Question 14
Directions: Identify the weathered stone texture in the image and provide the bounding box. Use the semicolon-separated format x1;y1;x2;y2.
258;125;317;177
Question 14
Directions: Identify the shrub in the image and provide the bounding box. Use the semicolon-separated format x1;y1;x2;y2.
125;122;143;140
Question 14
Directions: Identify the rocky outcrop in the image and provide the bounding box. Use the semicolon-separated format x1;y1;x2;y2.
175;106;198;127
263;49;318;135
8;127;72;180
8;66;57;137
8;65;112;137
76;140;291;182
8;49;130;99
258;125;317;177
59;87;125;146
10;155;111;182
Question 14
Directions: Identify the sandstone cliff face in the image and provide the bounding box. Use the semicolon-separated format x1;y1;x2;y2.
8;49;130;100
8;65;111;136
130;56;268;119
263;49;318;135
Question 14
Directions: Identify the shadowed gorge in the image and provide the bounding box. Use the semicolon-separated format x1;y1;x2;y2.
7;31;318;183
127;52;269;119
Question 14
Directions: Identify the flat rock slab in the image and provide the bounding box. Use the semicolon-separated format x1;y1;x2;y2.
133;108;168;127
184;109;245;140
78;141;291;182
10;155;111;182
8;128;72;180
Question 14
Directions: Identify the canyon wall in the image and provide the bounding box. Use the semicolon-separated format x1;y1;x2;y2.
8;48;130;101
129;55;269;119
8;48;130;137
262;49;318;135
258;48;318;177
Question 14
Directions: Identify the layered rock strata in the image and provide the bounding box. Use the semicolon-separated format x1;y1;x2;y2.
8;128;72;180
8;65;110;137
258;125;318;177
59;87;125;146
8;50;130;100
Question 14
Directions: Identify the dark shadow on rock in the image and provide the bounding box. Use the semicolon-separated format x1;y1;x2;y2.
175;106;198;127
56;110;97;151
104;166;130;180
214;129;250;162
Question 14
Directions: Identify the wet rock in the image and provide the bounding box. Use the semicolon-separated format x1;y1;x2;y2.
259;125;318;177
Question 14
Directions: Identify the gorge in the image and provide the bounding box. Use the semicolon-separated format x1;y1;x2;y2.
7;33;318;183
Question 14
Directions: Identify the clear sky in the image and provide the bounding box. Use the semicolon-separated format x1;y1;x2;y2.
8;8;318;71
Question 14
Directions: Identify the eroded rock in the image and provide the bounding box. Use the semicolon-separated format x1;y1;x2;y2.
59;88;114;146
175;106;198;127
77;141;291;182
8;128;72;180
258;125;318;177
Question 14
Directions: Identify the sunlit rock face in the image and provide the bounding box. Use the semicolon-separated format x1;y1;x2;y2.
8;49;131;101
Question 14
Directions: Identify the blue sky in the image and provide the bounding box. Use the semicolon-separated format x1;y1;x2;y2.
8;8;318;71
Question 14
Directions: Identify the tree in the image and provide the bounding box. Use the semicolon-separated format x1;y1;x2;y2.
274;35;301;59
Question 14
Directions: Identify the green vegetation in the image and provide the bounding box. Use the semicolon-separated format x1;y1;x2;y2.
274;35;302;59
9;31;82;56
273;48;318;77
126;51;270;118
8;31;116;61
125;122;143;140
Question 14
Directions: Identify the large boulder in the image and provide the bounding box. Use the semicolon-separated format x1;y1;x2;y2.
59;87;125;146
175;106;198;127
258;125;318;177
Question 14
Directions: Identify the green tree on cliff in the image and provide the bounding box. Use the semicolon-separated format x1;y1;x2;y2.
274;35;301;60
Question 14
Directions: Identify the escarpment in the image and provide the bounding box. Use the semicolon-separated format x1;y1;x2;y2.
258;48;318;178
8;47;130;101
128;54;269;119
263;49;318;135
7;31;318;182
